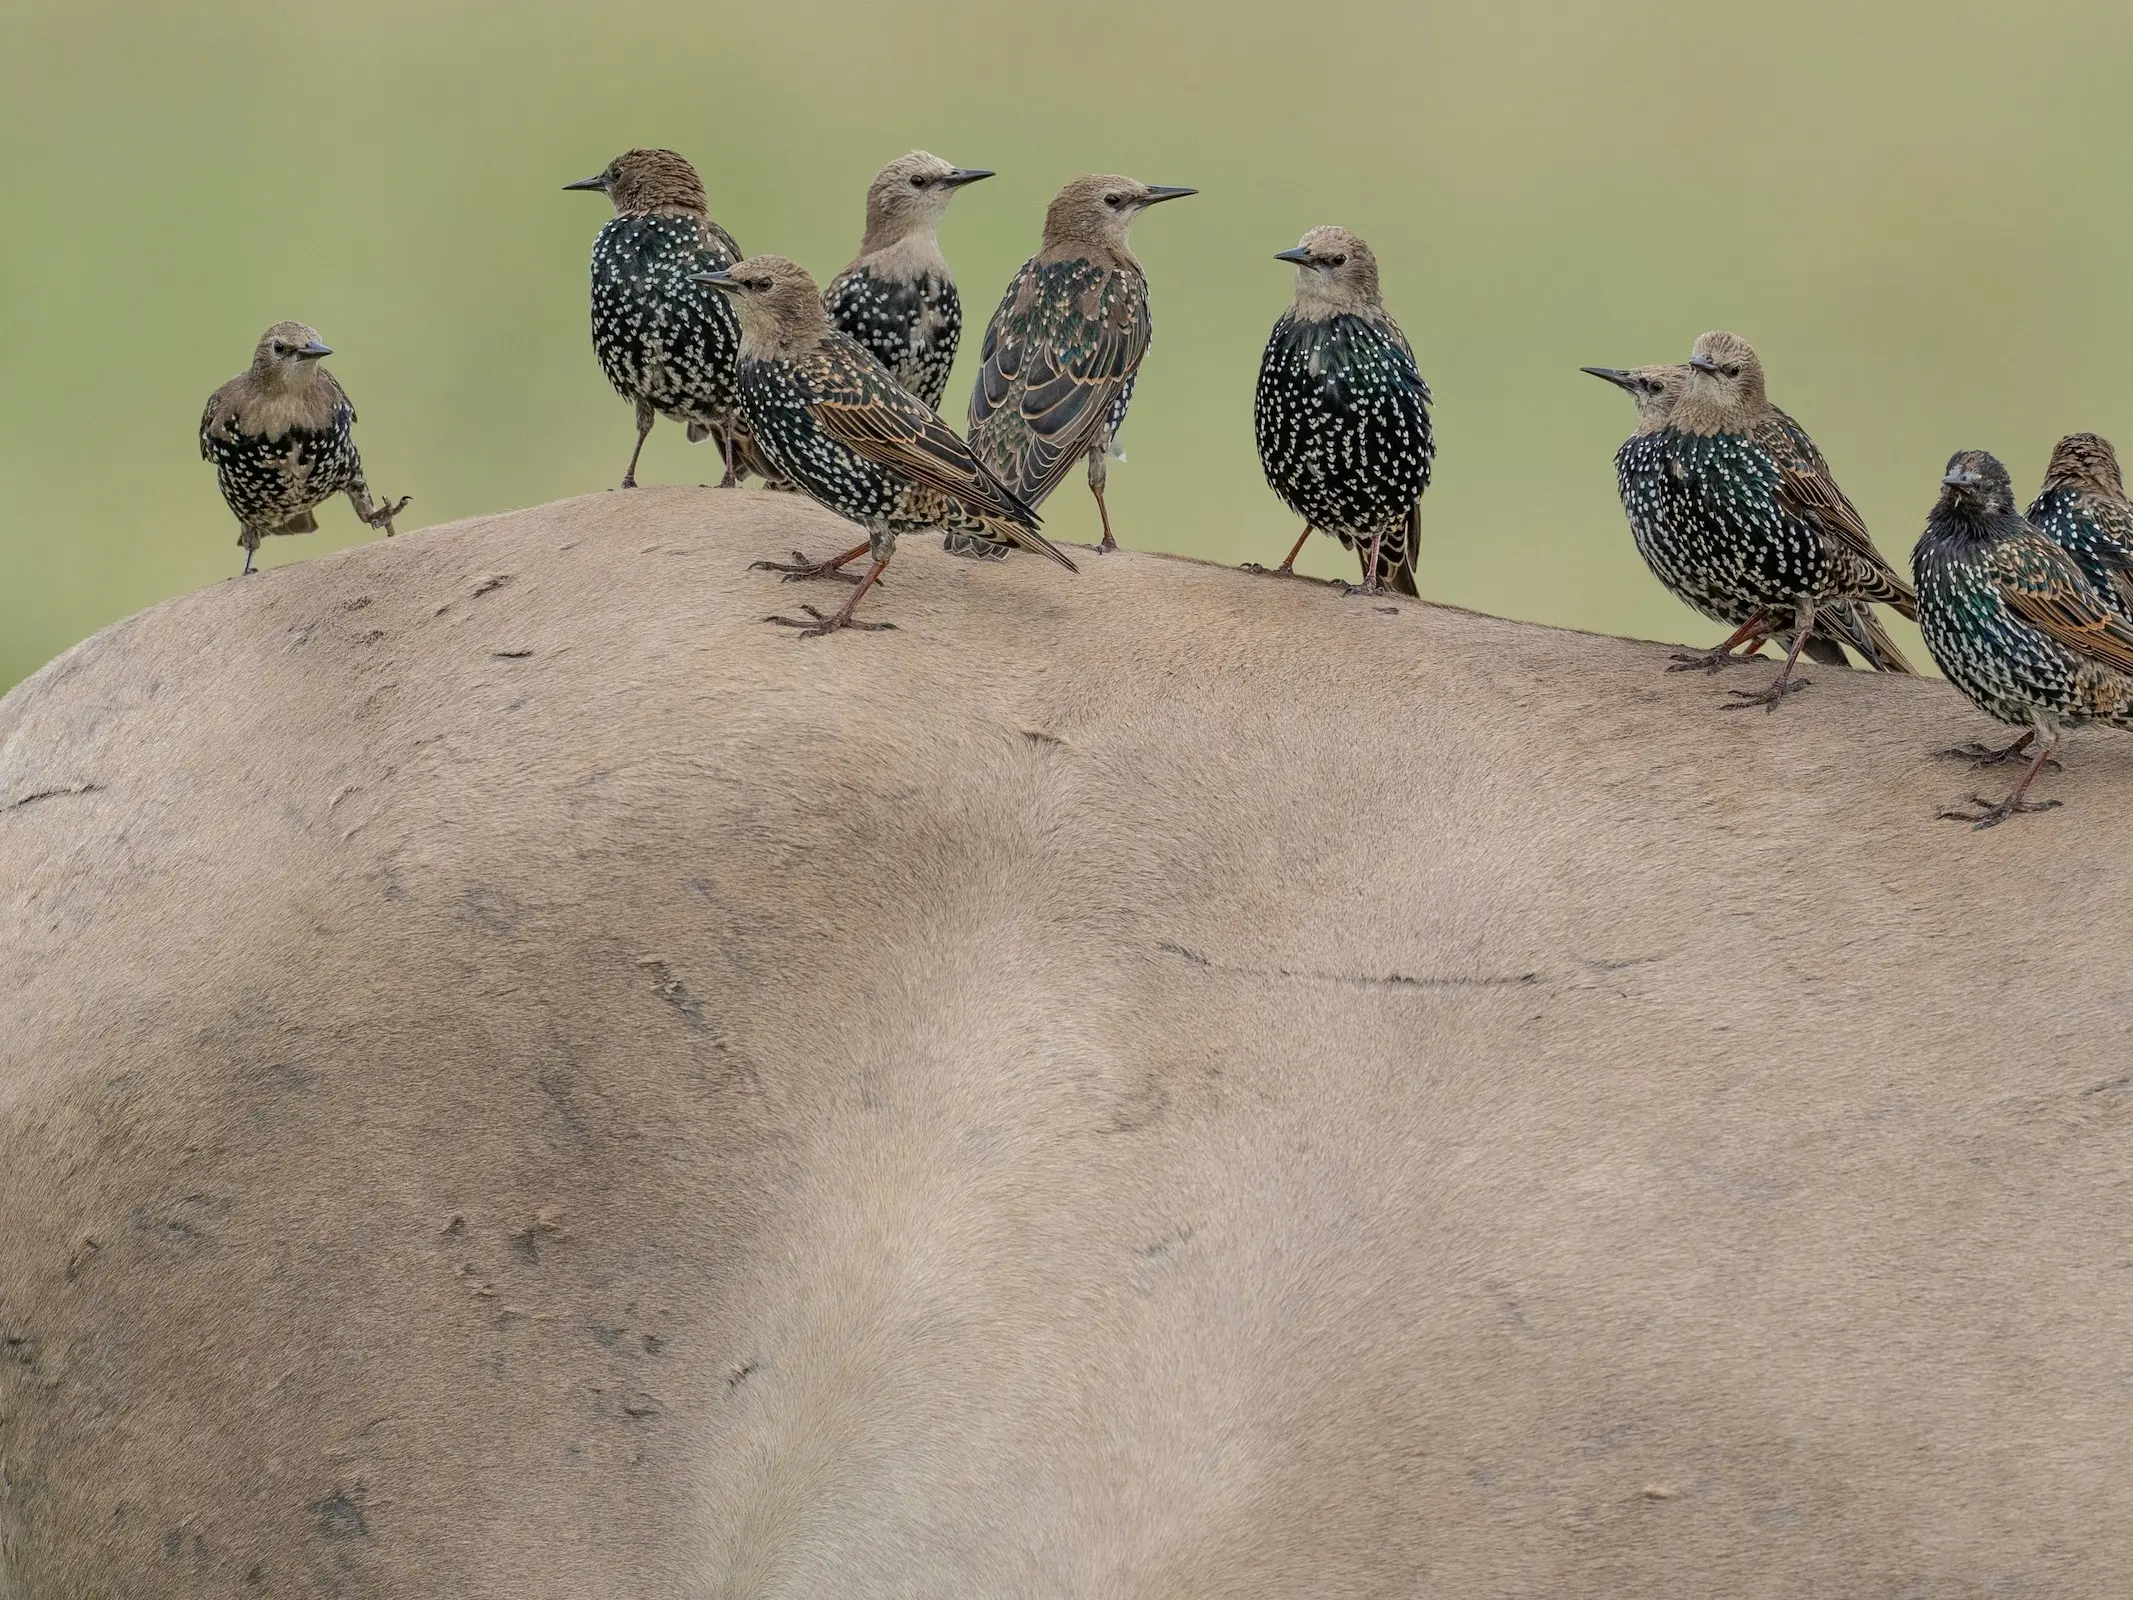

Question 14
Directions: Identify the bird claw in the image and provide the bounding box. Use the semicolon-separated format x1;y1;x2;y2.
749;551;867;585
1937;740;2058;772
365;494;411;536
765;605;895;638
1722;675;1811;713
1938;793;2063;830
1667;646;1762;675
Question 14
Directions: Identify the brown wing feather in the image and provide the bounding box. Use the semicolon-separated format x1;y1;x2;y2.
968;259;1150;509
810;337;1077;573
1759;408;1917;616
1992;533;2133;678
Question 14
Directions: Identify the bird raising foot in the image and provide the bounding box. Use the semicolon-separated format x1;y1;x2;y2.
1669;614;1772;675
1936;730;2059;771
362;494;412;538
750;542;873;585
767;559;894;637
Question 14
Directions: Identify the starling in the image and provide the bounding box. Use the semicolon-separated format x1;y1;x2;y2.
1914;450;2133;828
2024;432;2133;617
823;152;993;411
962;174;1196;557
198;322;409;576
697;256;1076;637
1645;330;1918;708
1583;362;1913;676
1251;227;1433;597
565;148;758;488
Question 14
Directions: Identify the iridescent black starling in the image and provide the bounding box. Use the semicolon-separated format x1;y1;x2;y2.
698;256;1076;637
1915;450;2133;828
2024;432;2133;617
824;152;993;411
962;174;1196;557
1649;330;1918;708
1250;228;1432;597
565;148;754;487
198;322;409;576
1583;361;1912;676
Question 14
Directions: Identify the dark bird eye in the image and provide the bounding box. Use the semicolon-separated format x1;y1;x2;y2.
1104;193;1123;208
1328;254;1347;267
1722;364;1740;378
909;174;929;188
271;342;290;355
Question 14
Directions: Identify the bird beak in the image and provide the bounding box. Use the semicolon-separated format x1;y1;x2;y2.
1273;246;1315;265
298;341;333;359
562;175;609;192
1141;185;1198;205
1580;366;1639;391
942;168;995;187
1688;354;1720;373
1943;466;1980;487
694;270;737;293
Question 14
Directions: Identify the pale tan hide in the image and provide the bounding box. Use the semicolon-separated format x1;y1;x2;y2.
4;489;2133;1598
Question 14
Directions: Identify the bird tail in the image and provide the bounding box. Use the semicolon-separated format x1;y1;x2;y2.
1814;599;1917;674
1384;504;1421;598
982;517;1079;574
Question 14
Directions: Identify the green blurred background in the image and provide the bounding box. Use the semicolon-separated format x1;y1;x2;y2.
6;0;2132;690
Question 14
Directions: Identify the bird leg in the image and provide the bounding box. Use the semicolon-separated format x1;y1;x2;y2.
620;399;655;489
1669;613;1772;674
1938;741;2063;830
768;557;895;637
1936;729;2060;771
238;528;261;577
1342;529;1387;596
1244;524;1315;578
1722;603;1815;711
1090;479;1117;553
721;427;738;489
750;542;874;585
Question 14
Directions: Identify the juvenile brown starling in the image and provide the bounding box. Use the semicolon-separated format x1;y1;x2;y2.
698;256;1076;637
823;152;993;411
1583;361;1913;675
1915;450;2133;828
565;148;755;487
1252;227;1433;596
962;174;1196;557
1647;330;1918;708
198;322;409;576
2024;432;2133;617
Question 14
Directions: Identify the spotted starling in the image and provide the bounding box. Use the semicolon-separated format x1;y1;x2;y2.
199;322;409;576
824;152;992;411
1914;450;2133;827
961;174;1196;557
1643;330;1918;708
2024;432;2133;618
697;256;1076;637
565;148;758;488
1583;361;1913;676
1250;227;1433;597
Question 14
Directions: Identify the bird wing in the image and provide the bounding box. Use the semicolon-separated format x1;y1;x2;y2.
199;383;236;458
1990;533;2133;677
807;336;1037;528
969;257;1150;506
700;218;742;265
1759;408;1916;614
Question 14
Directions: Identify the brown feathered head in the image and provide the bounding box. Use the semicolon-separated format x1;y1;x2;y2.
564;149;710;218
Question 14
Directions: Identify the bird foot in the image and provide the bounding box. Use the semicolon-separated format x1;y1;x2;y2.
766;605;895;638
1335;580;1384;598
1098;535;1118;555
1667;644;1764;675
750;550;867;585
1722;675;1812;713
1240;562;1301;579
1938;792;2063;831
364;495;412;536
1937;739;2058;771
